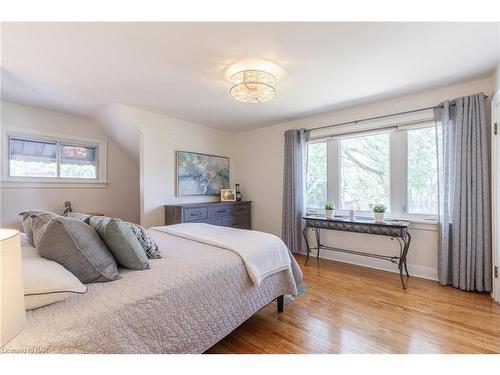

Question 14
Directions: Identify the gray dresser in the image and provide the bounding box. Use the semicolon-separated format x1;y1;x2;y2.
164;201;251;229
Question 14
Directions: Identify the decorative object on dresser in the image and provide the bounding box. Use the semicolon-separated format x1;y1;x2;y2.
176;150;230;196
220;188;236;202
165;201;251;229
235;183;242;201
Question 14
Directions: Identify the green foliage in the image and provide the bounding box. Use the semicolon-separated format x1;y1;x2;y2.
407;127;438;214
306;142;327;209
340;133;390;211
324;201;335;210
373;204;387;213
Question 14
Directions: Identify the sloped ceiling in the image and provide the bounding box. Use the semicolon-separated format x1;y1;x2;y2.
1;22;499;164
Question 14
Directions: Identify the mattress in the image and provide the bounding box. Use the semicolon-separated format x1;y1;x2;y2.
3;229;302;354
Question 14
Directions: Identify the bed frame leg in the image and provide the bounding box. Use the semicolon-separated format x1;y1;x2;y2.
277;295;284;313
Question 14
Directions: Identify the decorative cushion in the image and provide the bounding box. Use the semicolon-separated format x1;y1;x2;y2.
67;212;91;224
125;222;161;259
22;245;87;310
89;216;149;270
32;215;120;283
19;211;60;246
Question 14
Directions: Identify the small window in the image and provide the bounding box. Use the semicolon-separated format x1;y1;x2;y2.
60;144;97;179
6;133;103;182
9;138;58;178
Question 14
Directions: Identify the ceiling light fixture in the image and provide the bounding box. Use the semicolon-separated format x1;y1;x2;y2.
229;70;276;103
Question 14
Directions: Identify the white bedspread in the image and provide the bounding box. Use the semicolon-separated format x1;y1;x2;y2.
151;223;291;285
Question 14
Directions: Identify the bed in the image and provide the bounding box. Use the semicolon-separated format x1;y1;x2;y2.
3;226;303;354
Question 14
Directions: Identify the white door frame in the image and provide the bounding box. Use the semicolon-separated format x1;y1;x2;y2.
491;89;500;303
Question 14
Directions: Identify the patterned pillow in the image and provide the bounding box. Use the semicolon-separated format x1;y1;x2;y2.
67;212;91;224
125;222;161;259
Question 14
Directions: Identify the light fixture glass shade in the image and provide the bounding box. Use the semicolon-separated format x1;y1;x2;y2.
230;70;276;103
0;229;25;348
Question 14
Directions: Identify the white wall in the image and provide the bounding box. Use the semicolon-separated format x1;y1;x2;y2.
495;61;500;94
0;101;140;228
104;105;234;229
232;76;495;280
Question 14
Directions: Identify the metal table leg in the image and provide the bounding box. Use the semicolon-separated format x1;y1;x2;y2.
398;232;412;289
315;227;321;264
303;226;312;266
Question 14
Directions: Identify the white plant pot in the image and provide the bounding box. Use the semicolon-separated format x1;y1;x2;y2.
325;209;335;219
374;212;385;222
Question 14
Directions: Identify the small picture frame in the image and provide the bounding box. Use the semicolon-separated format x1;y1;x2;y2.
220;188;236;202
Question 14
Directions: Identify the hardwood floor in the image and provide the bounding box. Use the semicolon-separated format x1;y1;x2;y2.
207;255;500;354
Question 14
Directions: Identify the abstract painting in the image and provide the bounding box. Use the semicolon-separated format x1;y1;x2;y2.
176;151;229;195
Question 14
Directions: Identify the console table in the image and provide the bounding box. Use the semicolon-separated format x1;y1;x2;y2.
303;215;412;288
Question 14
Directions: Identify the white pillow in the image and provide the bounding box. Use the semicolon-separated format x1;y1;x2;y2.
22;245;87;310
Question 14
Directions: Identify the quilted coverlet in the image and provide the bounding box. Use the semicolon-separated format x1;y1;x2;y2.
3;229;302;354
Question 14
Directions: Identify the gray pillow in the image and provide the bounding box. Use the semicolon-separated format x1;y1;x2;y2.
19;211;61;246
32;215;120;283
67;212;91;224
89;216;149;270
125;222;162;259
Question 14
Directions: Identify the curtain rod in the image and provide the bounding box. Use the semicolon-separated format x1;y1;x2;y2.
307;96;489;133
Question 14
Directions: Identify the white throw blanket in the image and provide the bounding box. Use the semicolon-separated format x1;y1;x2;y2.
151;223;292;285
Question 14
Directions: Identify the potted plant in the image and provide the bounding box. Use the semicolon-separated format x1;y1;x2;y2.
373;204;387;222
324;202;336;219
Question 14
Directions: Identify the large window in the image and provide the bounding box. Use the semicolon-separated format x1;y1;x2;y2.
306;123;438;219
340;133;390;211
407;126;438;214
4;131;106;184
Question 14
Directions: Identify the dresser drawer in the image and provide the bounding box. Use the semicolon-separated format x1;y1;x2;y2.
184;207;208;222
208;205;233;218
165;202;251;228
193;217;222;225
222;216;251;229
233;204;250;216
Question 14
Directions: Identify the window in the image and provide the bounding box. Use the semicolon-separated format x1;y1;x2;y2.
9;138;58;178
407;126;438;215
306;141;327;209
60;144;97;179
340;133;390;211
306;122;438;219
4;131;106;184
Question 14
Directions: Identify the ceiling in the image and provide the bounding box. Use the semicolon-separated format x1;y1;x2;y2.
1;22;499;132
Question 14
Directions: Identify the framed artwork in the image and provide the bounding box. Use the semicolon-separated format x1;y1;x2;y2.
176;150;230;196
220;188;236;201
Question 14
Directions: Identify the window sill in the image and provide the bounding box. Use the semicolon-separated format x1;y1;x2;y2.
0;180;109;189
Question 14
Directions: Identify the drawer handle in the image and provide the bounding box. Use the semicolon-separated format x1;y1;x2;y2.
190;213;203;216
216;209;226;213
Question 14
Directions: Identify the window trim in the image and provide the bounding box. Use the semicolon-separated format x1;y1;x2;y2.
306;119;438;221
1;128;107;187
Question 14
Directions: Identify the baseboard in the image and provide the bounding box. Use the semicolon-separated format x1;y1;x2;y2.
308;248;438;281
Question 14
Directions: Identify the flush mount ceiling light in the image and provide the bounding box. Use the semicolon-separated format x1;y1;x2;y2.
229;70;276;103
